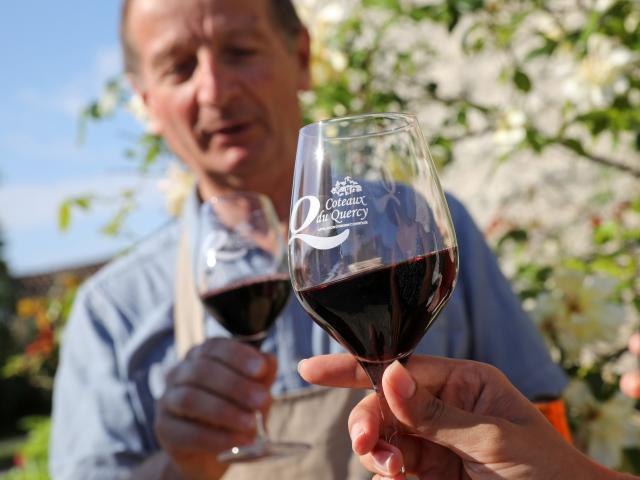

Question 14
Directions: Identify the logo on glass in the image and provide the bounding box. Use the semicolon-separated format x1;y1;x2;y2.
330;176;363;197
290;177;369;250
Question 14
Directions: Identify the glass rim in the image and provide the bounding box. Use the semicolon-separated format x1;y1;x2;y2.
299;112;418;141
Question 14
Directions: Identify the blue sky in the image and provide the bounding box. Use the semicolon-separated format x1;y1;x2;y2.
0;1;169;275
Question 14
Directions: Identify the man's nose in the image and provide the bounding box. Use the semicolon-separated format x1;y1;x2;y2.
195;54;234;106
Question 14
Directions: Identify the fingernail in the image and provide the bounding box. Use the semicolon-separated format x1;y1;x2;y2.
391;361;416;399
350;424;364;450
245;356;265;376
350;424;364;441
297;359;306;374
372;449;395;475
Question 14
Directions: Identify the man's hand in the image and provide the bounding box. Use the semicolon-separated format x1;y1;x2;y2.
154;338;277;480
299;354;614;480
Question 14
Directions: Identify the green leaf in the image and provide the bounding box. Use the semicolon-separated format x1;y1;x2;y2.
593;221;619;244
100;200;136;237
497;228;529;249
73;196;92;210
525;128;549;153
576;11;601;52
58;202;71;231
525;37;558;61
409;6;437;21
362;0;401;12
562;258;588;272
591;257;632;279
560;138;586;156
513;69;532;92
2;355;23;378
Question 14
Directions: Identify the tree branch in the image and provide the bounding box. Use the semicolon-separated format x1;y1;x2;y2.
559;142;640;178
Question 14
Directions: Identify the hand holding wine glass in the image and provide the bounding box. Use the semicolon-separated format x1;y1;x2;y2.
197;191;310;463
299;355;610;480
288;113;459;471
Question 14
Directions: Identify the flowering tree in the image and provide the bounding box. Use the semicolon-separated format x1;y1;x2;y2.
67;0;640;472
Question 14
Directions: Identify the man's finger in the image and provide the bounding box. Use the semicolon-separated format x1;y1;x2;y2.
160;385;257;433
155;410;254;453
187;337;273;379
298;354;371;388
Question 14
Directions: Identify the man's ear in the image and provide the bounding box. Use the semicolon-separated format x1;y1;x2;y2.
127;73;162;135
295;28;312;91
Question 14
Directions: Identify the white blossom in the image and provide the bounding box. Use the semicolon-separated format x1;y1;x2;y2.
493;109;526;150
565;380;640;468
529;269;626;366
295;0;348;29
126;94;152;131
157;163;194;217
592;0;614;12
97;88;119;116
563;34;635;109
624;12;640;34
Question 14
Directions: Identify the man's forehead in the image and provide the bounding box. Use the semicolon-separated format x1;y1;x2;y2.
130;0;272;53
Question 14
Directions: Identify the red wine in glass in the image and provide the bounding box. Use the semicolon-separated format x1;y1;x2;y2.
297;247;457;363
200;274;291;347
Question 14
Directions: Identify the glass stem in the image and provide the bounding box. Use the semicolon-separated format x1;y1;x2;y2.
359;360;406;474
254;410;269;443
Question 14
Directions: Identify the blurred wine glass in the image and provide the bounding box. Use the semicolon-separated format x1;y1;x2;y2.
197;191;310;463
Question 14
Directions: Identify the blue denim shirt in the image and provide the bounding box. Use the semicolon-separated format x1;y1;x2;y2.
50;190;566;479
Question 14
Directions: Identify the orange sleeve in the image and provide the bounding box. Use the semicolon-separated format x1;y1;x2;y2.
534;398;573;444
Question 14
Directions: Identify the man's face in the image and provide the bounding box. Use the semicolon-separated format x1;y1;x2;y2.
127;0;310;192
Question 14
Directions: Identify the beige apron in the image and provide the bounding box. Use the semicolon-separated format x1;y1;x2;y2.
174;228;368;479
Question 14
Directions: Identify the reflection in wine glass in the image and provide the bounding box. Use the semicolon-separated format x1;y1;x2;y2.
196;191;310;462
288;113;458;469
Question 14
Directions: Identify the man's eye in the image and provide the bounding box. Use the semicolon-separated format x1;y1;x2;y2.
228;47;258;58
167;58;197;80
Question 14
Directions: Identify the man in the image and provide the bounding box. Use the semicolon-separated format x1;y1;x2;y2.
49;0;567;479
299;353;639;479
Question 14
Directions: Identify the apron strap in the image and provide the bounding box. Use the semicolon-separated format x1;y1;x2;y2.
174;225;205;359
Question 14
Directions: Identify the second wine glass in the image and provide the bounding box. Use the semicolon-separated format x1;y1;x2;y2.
197;191;310;463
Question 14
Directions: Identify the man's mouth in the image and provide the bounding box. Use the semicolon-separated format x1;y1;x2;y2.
198;121;253;147
217;123;248;135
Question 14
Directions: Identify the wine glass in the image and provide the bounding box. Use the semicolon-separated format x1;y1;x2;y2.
196;191;310;463
288;113;459;465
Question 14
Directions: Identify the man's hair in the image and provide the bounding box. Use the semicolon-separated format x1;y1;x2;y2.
121;0;304;75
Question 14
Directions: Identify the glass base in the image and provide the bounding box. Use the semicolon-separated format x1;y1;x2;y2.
217;440;311;464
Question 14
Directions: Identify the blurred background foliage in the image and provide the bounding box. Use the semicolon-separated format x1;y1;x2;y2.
2;0;638;476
